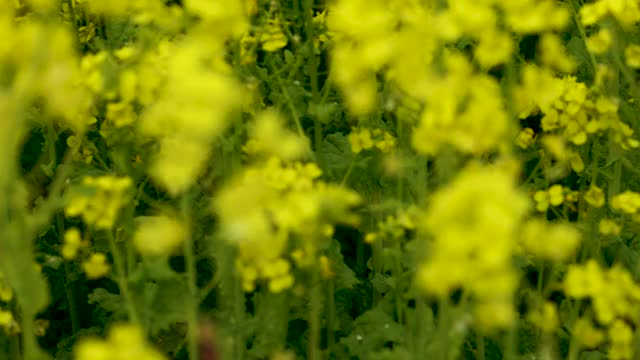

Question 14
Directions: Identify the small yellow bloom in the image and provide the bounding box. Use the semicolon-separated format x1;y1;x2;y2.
82;253;110;279
62;228;84;260
133;216;186;256
0;280;12;303
319;255;335;278
625;44;640;68
599;218;621;236
516;128;535;149
527;301;558;332
260;18;288;52
572;317;604;349
584;185;605;208
611;191;640;214
586;29;612;54
564;260;604;298
534;190;549;212
75;323;166;360
609;319;634;360
548;185;565;206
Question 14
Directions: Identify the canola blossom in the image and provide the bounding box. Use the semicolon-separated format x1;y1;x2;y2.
2;0;640;360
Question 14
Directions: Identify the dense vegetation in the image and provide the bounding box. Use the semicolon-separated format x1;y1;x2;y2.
3;0;640;359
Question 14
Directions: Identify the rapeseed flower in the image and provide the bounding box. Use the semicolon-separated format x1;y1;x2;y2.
611;191;640;214
65;176;132;229
243;110;309;160
599;219;621;236
520;219;581;261
75;324;166;360
573;317;605;348
62;228;86;260
585;185;606;208
587;29;613;54
82;253;110;279
417;163;530;330
580;0;640;29
214;157;360;292
133;216;186;256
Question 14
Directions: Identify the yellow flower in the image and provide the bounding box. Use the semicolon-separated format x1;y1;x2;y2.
521;219;581;261
260;18;288;52
539;33;576;73
625;44;640;68
611;191;640;214
585;185;605;208
609;319;634;360
527;301;559;332
319;255;335;278
474;29;513;69
245;110;309;160
572;317;604;349
548;185;565;206
587;29;612;54
534;191;549;212
62;228;85;260
75;323;167;360
133;216;186;256
0;310;19;334
417;163;529;330
0;280;12;302
564;260;604;298
65;176;132;229
599;218;621;236
82;253;110;280
516;128;535;149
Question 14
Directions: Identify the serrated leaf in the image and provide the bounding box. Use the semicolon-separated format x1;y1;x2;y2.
338;305;405;358
88;288;125;315
329;239;359;290
370;273;395;294
320;132;354;180
128;258;191;334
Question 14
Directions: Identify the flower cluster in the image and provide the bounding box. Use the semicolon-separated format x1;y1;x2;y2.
132;216;186;256
565;260;640;359
519;219;581;261
74;324;166;360
611;191;640;215
214;157;361;292
242;110;309;161
0;277;18;335
364;206;418;245
416;163;530;331
138;37;245;195
65;176;132;229
517;70;639;151
533;184;578;212
581;0;640;29
348;127;396;154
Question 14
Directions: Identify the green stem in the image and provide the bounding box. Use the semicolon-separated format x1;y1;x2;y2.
568;0;598;74
504;322;517;360
233;276;244;360
308;271;321;360
107;230;139;323
326;277;336;354
181;194;199;360
477;333;485;360
340;158;355;187
438;299;449;360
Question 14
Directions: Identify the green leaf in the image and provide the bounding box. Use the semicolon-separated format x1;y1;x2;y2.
129;258;191;334
338;305;405;358
329;239;359;290
370;273;395;294
87;288;126;316
319;132;354;180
